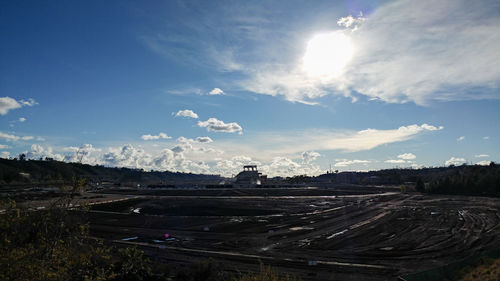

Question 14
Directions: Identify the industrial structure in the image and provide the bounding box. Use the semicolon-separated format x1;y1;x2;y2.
235;165;267;186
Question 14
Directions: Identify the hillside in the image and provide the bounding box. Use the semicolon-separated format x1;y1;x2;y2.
0;158;222;188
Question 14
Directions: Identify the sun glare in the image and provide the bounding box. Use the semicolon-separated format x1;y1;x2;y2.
303;32;354;78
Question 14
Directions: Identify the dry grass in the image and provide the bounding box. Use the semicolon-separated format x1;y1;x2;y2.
458;257;500;281
237;265;300;281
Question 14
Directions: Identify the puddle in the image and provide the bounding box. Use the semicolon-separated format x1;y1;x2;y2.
122;236;138;241
289;226;314;231
326;229;348;239
298;238;311;247
230;217;243;223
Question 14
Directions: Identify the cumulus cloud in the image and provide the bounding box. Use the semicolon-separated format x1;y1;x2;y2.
102;143;210;174
18;117;26;122
445;157;466;166
337;14;365;29
0;151;10;158
26;144;64;161
302;151;320;164
334;159;370;167
208;88;224;95
141;132;172;140
0;97;37;115
196;136;213;143
475;154;489;158
385;152;416;164
476;160;492;166
63;144;100;163
0;97;22;115
241;0;500;105
0;144;10;149
198;118;243;134
397;153;416;160
175;109;199;119
457;136;465;141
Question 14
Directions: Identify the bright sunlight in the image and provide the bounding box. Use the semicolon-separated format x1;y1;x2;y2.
303;31;354;78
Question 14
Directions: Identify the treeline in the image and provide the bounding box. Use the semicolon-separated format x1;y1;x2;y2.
0;158;221;187
424;163;500;196
316;162;499;196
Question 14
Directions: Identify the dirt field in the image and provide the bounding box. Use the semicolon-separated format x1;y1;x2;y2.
86;187;500;280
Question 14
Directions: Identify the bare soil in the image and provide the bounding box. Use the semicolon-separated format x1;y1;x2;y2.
86;186;500;280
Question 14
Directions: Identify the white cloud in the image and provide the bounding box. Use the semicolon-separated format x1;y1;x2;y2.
457;136;465;141
20;98;38;107
240;0;500;105
337;14;365;29
397;153;416;160
0;131;20;142
302;151;320;164
26;144;64;161
198;118;243;134
445;157;466;166
216;124;441;159
256;156;322;177
0;144;10;149
167;88;203;96
208;88;224;95
0;151;10;158
18;117;26;122
102;144;210;174
0;97;37;115
476;160;492;166
63;144;100;163
385;159;406;164
475;154;489;158
175;109;199;119
0;132;38;142
483;136;490;140
334;159;370;167
0;97;22;115
196;136;213;143
141;132;172;140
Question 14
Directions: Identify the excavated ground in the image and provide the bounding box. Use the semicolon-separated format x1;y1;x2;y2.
87;187;500;280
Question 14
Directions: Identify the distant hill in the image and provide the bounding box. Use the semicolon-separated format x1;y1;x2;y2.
315;162;499;196
1;157;498;196
0;158;222;188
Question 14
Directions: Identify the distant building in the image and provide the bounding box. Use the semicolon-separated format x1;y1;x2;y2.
235;165;266;186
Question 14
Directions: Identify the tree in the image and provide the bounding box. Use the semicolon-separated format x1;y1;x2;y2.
416;178;425;192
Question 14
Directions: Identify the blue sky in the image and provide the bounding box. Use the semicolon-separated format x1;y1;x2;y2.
1;0;499;176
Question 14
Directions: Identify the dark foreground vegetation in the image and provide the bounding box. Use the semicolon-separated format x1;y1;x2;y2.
0;196;159;280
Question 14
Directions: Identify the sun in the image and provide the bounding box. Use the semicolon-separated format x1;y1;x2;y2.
303;31;354;78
